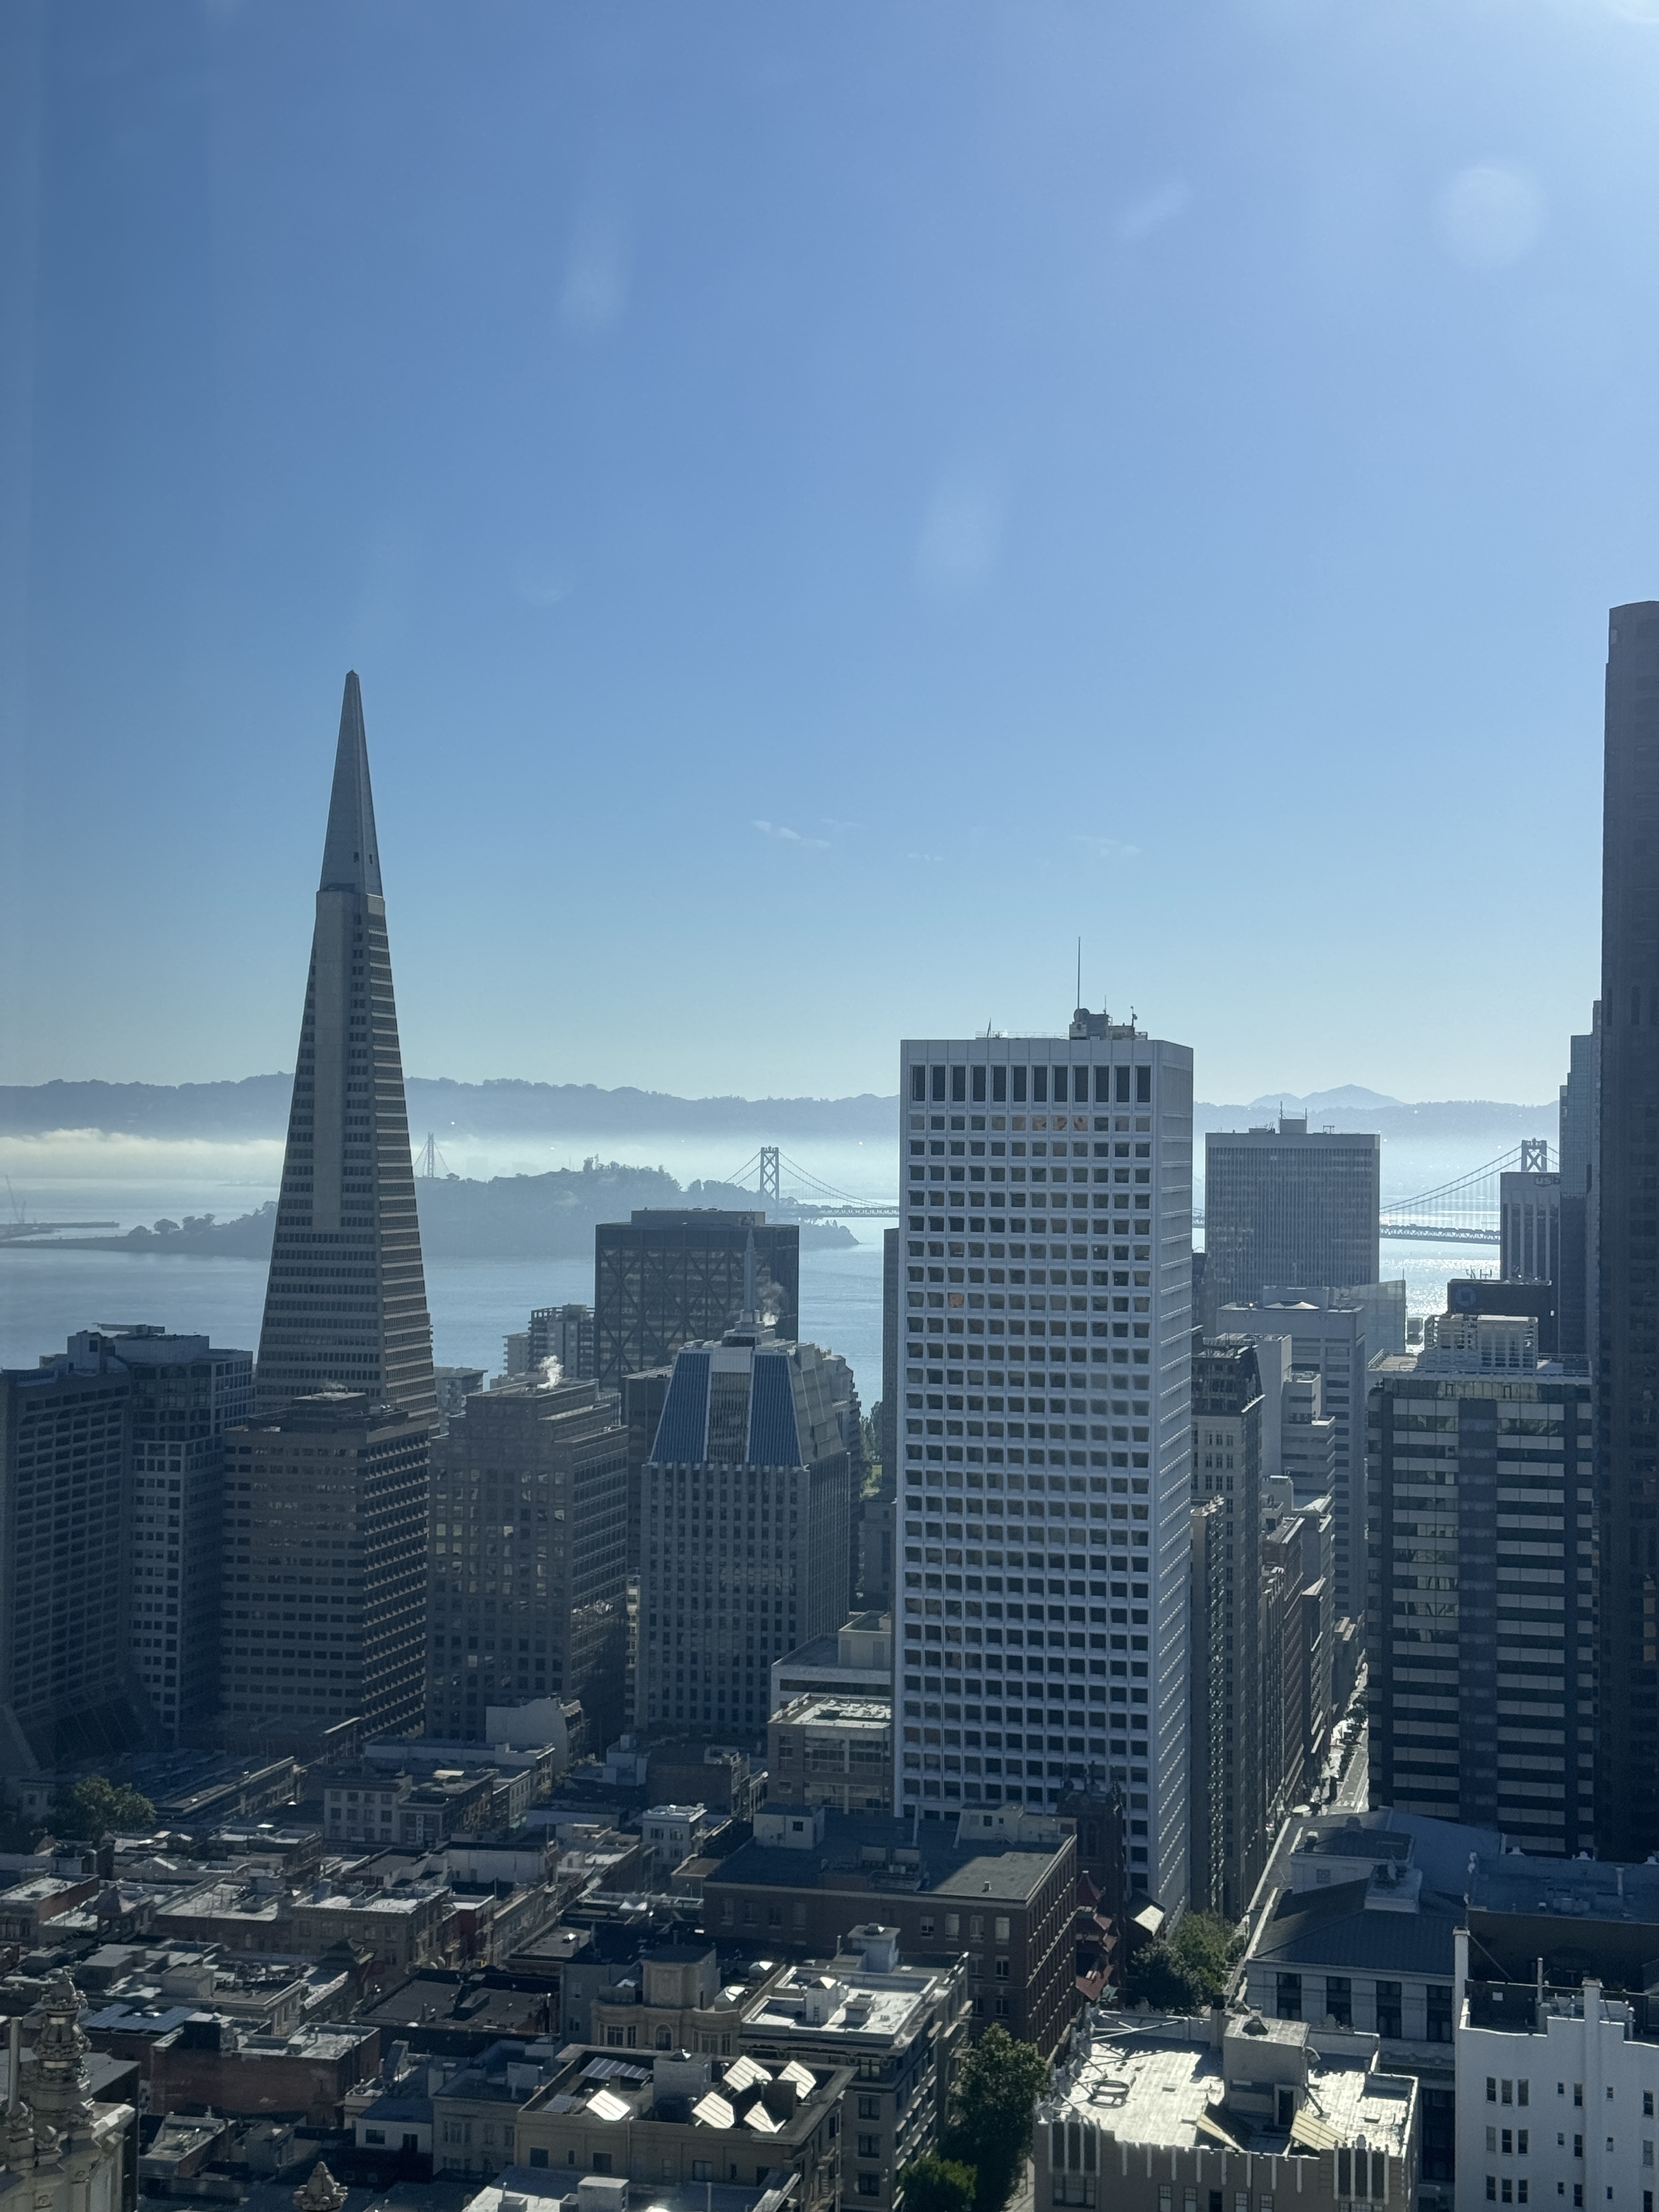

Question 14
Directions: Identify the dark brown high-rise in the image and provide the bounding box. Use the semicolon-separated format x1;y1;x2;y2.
1596;602;1659;1861
255;675;435;1420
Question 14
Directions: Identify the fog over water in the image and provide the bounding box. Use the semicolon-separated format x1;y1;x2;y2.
0;1113;1528;1406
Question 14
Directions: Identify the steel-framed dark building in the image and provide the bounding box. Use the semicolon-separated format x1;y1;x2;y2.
594;1210;798;1385
1596;600;1659;1861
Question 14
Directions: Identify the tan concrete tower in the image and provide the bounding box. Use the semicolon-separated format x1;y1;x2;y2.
255;674;435;1419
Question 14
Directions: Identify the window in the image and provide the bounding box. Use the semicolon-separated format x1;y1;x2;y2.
858;2098;881;2121
859;2136;881;2158
591;2154;612;2175
1276;1972;1301;2022
857;2180;882;2199
1647;2096;1656;2119
1325;1976;1352;2028
1486;2183;1497;2205
529;2152;549;2170
1375;1980;1403;2039
1427;1985;1453;2043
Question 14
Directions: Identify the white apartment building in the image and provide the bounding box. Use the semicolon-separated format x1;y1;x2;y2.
1454;1931;1659;2212
894;1011;1194;1906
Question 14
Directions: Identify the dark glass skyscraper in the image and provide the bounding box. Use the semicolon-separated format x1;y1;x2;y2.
256;674;435;1419
1203;1116;1380;1311
594;1209;798;1386
1595;602;1659;1861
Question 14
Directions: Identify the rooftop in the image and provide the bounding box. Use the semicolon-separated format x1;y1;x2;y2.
707;1810;1066;1900
1470;1853;1659;1926
1042;2010;1414;2160
527;2050;836;2136
467;2170;796;2212
744;1962;940;2045
770;1697;890;1734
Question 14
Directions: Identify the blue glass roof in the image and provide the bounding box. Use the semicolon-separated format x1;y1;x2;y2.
652;1350;710;1463
746;1352;801;1468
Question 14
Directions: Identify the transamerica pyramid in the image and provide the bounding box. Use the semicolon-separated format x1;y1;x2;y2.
255;673;436;1419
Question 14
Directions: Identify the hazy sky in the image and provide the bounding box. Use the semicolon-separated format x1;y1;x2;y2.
3;0;1654;1106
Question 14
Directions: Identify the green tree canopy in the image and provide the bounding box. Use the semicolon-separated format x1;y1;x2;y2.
900;2156;978;2212
1120;1910;1243;2013
944;2025;1052;2212
52;1775;156;1838
1170;1910;1242;2004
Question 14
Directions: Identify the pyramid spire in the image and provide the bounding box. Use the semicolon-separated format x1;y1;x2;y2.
318;672;383;895
255;673;433;1420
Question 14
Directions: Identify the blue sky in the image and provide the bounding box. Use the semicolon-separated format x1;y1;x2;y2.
2;0;1654;1105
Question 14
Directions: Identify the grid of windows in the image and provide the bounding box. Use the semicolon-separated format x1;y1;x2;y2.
895;1031;1192;1907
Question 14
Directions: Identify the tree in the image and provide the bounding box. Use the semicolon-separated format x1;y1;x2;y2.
1119;1937;1204;2012
1120;1911;1243;2013
900;2157;978;2212
53;1775;156;1838
943;2025;1052;2212
1169;1910;1242;2005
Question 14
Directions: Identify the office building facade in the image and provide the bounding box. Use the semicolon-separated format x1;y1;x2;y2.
1190;1337;1265;1918
1596;601;1659;1861
255;673;435;1420
893;1014;1193;1905
0;1354;144;1774
594;1210;799;1386
1500;1169;1560;1288
426;1376;629;1747
528;1304;594;1381
67;1328;252;1747
1218;1290;1368;1621
1558;1013;1600;1365
1204;1115;1381;1311
218;1391;428;1742
882;1226;900;1480
1367;1356;1594;1856
640;1316;853;1741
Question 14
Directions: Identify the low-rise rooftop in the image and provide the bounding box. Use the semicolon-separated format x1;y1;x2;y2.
1042;2008;1415;2162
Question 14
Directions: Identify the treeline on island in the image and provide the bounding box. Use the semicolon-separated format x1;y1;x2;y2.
9;1162;855;1261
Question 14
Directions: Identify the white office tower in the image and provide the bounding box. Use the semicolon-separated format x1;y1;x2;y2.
893;1012;1194;1907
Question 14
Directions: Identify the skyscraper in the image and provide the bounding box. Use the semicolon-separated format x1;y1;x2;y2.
1558;1012;1600;1365
1189;1337;1263;1918
1368;1341;1594;1856
0;1351;143;1773
426;1376;629;1748
1203;1115;1380;1311
892;1013;1193;1906
66;1327;252;1747
1216;1290;1368;1620
639;1282;853;1741
594;1210;799;1386
255;673;435;1420
218;1391;428;1741
1596;601;1659;1861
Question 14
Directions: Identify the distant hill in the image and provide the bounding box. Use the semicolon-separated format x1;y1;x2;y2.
0;1075;1556;1153
0;1075;895;1143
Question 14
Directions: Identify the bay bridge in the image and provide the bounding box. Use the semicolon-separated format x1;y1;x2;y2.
722;1140;1556;1247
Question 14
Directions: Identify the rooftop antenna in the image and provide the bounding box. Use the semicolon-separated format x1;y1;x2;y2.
1076;937;1082;1011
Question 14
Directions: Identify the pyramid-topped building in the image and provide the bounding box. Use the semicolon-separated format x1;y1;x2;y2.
255;674;435;1419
